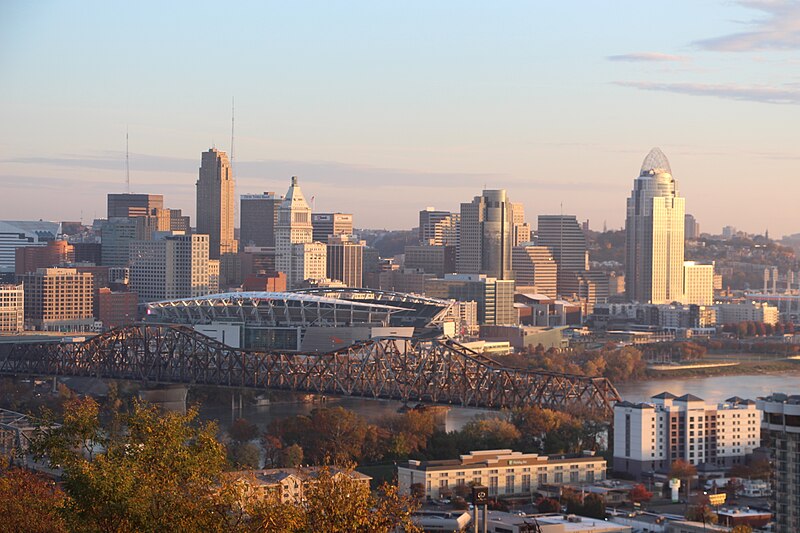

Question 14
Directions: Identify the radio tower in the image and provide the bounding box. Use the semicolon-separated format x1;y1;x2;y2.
125;128;131;193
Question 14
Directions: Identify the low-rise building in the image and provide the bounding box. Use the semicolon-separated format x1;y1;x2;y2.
226;467;371;504
715;301;779;325
485;511;630;533
397;449;606;500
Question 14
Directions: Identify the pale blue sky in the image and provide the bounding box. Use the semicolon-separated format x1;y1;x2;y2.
2;1;799;235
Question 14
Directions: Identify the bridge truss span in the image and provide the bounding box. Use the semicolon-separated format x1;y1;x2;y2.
0;325;620;415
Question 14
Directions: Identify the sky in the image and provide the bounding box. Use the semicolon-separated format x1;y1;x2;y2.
1;1;799;236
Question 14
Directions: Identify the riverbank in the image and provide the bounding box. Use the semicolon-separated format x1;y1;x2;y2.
643;358;800;380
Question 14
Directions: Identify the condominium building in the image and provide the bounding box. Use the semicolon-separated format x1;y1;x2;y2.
227;467;371;505
326;234;364;287
425;274;516;326
683;261;714;306
240;192;282;248
457;190;513;280
0;283;24;333
128;233;211;303
757;393;800;533
20;268;94;331
715;301;779;325
398;449;606;499
196;148;237;259
418;208;459;246
511;245;558;298
625;148;685;304
311;213;353;243
613;393;761;479
0;220;61;274
508;202;531;247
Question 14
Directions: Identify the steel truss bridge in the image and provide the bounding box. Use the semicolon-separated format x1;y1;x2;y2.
0;325;621;415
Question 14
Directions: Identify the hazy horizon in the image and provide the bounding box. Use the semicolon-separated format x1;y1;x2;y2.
2;1;799;236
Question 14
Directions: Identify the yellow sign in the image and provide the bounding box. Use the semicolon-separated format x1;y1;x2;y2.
708;493;726;506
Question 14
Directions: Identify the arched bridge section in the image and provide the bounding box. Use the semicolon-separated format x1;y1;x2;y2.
0;325;621;415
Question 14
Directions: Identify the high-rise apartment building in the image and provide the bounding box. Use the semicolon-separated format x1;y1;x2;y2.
418;208;459;246
614;393;761;479
0;283;24;333
326;234;364;288
275;177;317;288
511;245;558;298
312;213;353;243
682;261;714;306
757;393;800;533
101;217;147;268
196;148;237;259
625;148;685;304
20;268;94;331
129;233;211;303
107;193;164;218
456;190;513;280
240;192;283;248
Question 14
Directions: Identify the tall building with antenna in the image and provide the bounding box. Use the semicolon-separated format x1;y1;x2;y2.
196;148;238;260
625;147;685;303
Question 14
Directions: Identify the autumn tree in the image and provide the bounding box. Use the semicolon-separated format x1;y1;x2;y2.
461;417;521;450
686;503;718;524
229;418;259;443
537;497;561;513
669;459;697;503
32;398;232;532
0;467;68;533
629;483;653;503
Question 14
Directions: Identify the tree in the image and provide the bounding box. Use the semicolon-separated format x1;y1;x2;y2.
686;504;718;524
228;442;261;469
409;482;426;499
32;399;232;532
580;493;605;519
0;467;68;533
229;418;259;443
537;497;560;513
461;417;521;450
280;444;304;468
669;459;697;503
629;483;653;504
730;525;753;533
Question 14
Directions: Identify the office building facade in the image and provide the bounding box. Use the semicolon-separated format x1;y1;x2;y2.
404;244;456;277
683;261;714;306
0;283;24;333
275;177;316;288
196;148;237;259
107;193;164;218
511;245;558;298
0;221;61;274
625;148;685;304
20;268;94;331
129;233;211;303
418;208;459;246
312;213;353;243
326;234;364;288
425;274;516;325
457;190;513;280
240;192;282;248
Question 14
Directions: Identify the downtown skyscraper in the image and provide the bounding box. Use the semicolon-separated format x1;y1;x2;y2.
625;148;685;304
456;189;513;280
196;148;237;259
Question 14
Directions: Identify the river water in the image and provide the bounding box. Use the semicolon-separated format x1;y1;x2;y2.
197;373;800;433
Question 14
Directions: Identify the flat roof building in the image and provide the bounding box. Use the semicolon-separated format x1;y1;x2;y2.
20;268;94;331
398;449;606;500
0;283;24;333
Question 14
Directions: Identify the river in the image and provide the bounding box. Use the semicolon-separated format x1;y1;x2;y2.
196;373;800;433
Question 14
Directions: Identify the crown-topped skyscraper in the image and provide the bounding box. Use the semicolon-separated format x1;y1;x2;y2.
196;148;237;259
625;148;685;303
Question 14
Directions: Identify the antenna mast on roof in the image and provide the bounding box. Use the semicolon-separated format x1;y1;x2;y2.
125;127;131;193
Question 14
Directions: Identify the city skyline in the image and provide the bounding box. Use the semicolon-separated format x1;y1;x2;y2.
2;1;800;235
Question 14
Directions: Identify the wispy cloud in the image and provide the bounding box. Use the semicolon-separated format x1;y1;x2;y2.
614;80;800;105
694;0;800;52
607;52;689;62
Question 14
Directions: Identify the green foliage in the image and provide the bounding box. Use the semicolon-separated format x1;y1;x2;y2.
228;442;261;469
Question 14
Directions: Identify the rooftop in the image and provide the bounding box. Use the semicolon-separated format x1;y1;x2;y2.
640;147;672;176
